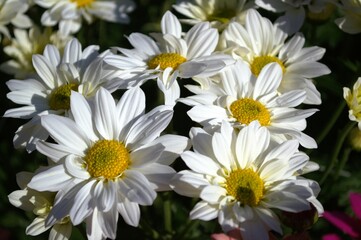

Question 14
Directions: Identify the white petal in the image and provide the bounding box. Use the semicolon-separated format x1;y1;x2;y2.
116;87;145;134
190;201;218;221
65;154;90;179
62;38;82;64
93;181;116;212
253;63;282;98
170;170;209;198
117;198;140;227
125;106;173;148
94;88;117;139
200;185;227;204
28;165;73;192
41;115;90;153
32;55;56;89
26;217;50;236
121;170;156;205
236;121;269;168
181;151;220;176
70;91;97;141
70;180;96;225
161;11;182;37
49;223;72;240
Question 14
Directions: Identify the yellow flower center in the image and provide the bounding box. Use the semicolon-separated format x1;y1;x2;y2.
147;53;187;70
230;98;271;126
307;3;336;22
84;140;130;179
48;83;78;111
250;56;286;76
207;9;237;24
225;168;264;206
71;0;94;7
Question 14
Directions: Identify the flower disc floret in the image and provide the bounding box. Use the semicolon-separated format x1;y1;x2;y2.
147;53;187;70
251;56;286;76
71;0;94;7
49;83;78;110
225;168;264;206
230;98;271;126
207;9;237;24
84;140;130;179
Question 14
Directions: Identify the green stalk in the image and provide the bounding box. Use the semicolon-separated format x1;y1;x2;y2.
335;146;352;180
320;121;355;185
316;101;346;145
164;198;172;233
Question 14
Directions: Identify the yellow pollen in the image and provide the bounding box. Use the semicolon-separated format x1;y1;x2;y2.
251;56;286;76
71;0;94;7
49;83;78;111
207;9;237;24
147;53;187;70
230;98;271;126
84;140;130;180
225;168;264;206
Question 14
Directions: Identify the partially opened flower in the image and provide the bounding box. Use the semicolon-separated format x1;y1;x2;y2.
255;0;331;34
344;77;361;129
334;0;361;34
0;26;71;79
8;171;73;240
104;10;232;106
34;0;136;36
181;60;318;149
171;120;321;240
172;0;256;31
3;38;122;152
0;0;32;41
322;192;361;239
27;87;189;239
219;9;330;104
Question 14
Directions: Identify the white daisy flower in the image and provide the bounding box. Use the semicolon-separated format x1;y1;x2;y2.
0;26;72;79
255;0;331;34
0;0;32;41
172;0;256;31
219;9;330;104
27;87;189;239
171;121;321;240
181;60;318;149
334;0;361;34
104;10;232;106
344;77;361;129
34;0;136;36
4;38;122;152
8;171;73;240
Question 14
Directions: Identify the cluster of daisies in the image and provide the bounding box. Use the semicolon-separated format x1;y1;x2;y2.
1;0;360;240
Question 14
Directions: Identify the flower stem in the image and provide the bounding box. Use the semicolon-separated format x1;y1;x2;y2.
335;146;352;180
320;121;355;185
316;101;346;145
164;195;172;233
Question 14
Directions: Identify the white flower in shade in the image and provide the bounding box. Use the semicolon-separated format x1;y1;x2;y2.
172;0;256;30
4;38;123;152
255;0;331;34
104;10;232;106
219;9;330;104
34;0;136;36
334;0;361;34
8;171;73;240
344;77;361;129
0;0;32;41
181;60;318;149
27;87;189;240
0;26;72;79
170;121;322;240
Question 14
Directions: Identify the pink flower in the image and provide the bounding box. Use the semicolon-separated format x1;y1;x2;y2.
322;192;361;240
